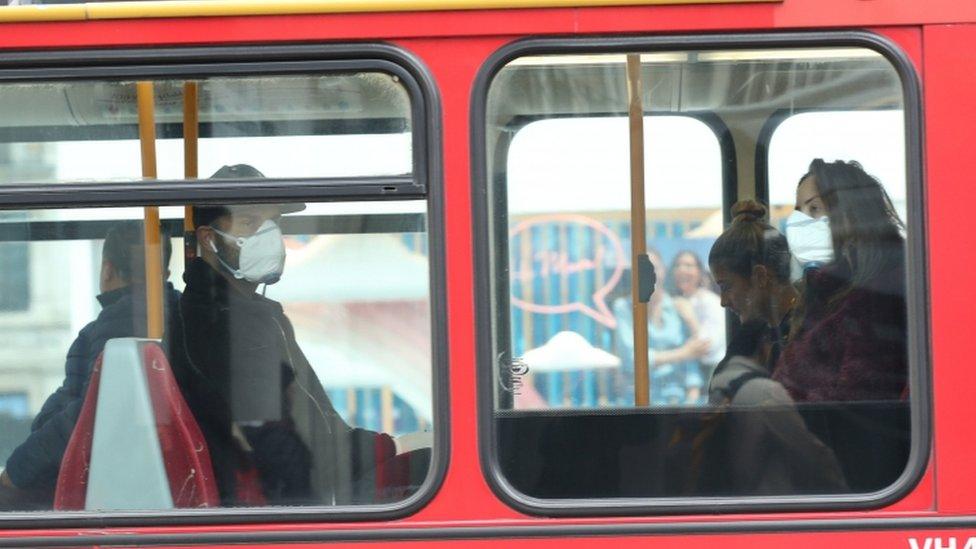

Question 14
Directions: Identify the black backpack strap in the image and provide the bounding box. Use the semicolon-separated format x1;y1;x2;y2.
720;370;767;403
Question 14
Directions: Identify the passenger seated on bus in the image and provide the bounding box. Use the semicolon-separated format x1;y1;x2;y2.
0;222;178;509
611;249;710;406
773;159;907;402
707;200;797;383
164;164;397;507
704;317;847;494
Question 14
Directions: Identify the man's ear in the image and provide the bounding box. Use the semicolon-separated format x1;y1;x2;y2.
196;226;216;253
100;259;126;291
100;259;115;285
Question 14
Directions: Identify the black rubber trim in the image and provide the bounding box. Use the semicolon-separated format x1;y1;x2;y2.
0;177;422;209
4;514;976;547
470;30;929;517
0;213;426;242
0;177;428;209
0;42;449;528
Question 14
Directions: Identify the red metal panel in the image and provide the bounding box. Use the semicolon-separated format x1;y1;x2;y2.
0;11;953;547
0;2;973;50
924;23;976;515
874;26;933;514
573;1;976;34
393;36;524;521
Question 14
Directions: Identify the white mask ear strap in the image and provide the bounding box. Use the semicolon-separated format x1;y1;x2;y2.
211;226;247;248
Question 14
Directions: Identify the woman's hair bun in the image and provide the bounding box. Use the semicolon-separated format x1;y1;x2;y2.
730;199;767;224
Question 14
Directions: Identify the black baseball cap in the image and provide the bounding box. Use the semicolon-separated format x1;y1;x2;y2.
193;164;306;228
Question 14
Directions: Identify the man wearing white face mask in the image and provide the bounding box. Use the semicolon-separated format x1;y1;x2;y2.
165;164;398;507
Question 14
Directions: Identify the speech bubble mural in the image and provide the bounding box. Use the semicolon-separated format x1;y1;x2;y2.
509;214;626;329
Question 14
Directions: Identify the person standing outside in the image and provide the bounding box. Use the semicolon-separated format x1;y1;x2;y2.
667;250;726;383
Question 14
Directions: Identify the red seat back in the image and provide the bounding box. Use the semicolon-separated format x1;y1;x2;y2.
54;340;220;510
53;355;103;511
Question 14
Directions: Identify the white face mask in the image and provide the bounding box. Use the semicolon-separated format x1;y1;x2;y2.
210;219;286;284
785;210;834;274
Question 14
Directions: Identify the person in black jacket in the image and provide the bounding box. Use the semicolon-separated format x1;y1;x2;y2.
0;221;178;509
164;164;397;507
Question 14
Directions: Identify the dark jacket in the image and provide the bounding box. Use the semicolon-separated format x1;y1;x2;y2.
5;283;181;492
165;258;395;506
772;263;907;402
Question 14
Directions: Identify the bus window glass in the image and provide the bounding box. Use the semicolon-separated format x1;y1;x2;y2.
0;74;412;185
0;201;433;512
484;47;916;503
506;115;725;407
768;110;907;223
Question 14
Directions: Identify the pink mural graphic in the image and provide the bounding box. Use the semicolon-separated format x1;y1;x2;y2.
509;214;626;329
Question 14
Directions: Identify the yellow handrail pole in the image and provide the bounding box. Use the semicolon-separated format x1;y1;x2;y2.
183;81;199;261
626;54;650;407
137;81;164;340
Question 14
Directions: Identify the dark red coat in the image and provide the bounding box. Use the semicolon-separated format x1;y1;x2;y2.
772;264;908;402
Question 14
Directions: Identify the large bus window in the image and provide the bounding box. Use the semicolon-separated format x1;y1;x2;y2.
480;43;921;507
0;55;438;517
0;202;433;511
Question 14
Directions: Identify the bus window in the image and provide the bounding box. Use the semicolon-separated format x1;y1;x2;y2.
505;115;726;408
0;62;438;515
0;74;411;185
481;45;920;507
766;110;907;224
0;202;433;511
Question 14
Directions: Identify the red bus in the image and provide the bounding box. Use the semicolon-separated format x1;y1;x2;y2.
0;0;967;547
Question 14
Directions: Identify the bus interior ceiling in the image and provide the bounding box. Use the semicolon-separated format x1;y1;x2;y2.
487;50;903;203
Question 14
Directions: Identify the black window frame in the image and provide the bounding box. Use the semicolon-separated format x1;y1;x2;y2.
0;42;448;528
471;31;929;516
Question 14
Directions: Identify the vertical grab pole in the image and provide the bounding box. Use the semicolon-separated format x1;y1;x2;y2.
183;82;199;261
626;54;651;407
137;81;164;340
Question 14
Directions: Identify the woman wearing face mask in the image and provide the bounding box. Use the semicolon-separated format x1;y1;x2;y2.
707;200;797;393
773;159;907;402
612;249;710;406
667;250;726;381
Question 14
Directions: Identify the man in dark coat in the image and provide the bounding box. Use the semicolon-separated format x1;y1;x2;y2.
165;164;396;507
0;222;179;508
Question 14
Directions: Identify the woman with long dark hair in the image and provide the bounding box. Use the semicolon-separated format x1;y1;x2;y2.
773;159;907;402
